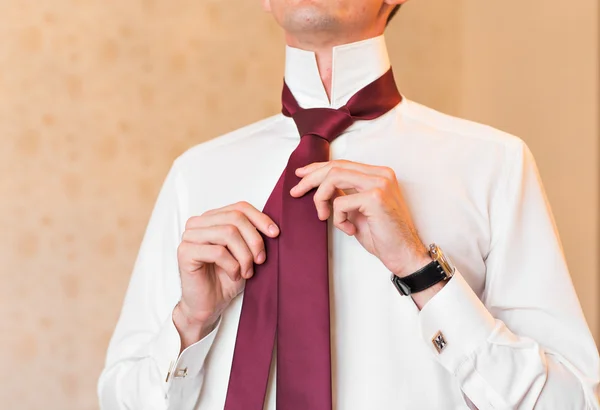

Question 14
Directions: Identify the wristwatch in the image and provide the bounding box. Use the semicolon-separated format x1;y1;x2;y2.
391;243;455;296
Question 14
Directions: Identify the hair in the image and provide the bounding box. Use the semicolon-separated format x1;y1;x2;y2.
386;5;401;26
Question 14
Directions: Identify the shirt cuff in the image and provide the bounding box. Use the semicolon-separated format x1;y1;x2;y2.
149;310;221;388
418;270;496;375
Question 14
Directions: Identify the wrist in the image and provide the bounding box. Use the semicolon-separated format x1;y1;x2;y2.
392;242;455;309
172;302;219;352
392;244;433;278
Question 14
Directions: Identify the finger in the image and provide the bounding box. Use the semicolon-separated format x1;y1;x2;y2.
335;188;387;217
311;171;360;220
191;201;280;238
182;226;257;278
179;243;242;282
185;213;268;265
332;193;379;236
294;167;387;204
297;160;394;180
295;161;329;177
314;186;346;221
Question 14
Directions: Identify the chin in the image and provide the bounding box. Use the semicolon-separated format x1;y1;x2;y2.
279;3;341;33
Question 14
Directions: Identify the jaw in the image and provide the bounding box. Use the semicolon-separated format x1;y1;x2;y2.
267;0;388;50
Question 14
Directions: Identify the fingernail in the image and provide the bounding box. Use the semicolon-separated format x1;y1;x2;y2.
268;224;279;236
257;250;266;264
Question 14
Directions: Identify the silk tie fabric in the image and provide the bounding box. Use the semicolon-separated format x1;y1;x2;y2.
224;68;402;410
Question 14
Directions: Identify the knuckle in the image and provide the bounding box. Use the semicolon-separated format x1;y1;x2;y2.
215;246;229;260
230;210;245;223
235;201;251;210
382;166;396;180
376;176;389;189
313;191;324;206
247;235;264;250
181;229;199;243
222;224;238;237
328;167;341;177
184;216;197;230
371;188;385;203
181;229;191;242
241;254;253;270
227;260;241;278
177;243;186;259
200;207;214;216
332;196;343;208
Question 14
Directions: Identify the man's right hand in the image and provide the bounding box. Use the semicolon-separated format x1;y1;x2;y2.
172;201;280;351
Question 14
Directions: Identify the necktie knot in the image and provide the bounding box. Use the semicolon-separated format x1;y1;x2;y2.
281;69;402;145
290;107;354;143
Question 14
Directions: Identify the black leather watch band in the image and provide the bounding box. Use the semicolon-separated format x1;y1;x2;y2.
391;260;448;296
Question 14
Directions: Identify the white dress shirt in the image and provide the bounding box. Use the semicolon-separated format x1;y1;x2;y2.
98;35;600;410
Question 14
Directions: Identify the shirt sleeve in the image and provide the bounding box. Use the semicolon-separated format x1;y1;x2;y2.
97;160;220;410
418;141;600;409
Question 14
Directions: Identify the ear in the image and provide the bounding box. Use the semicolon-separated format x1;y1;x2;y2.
262;0;271;12
383;0;409;5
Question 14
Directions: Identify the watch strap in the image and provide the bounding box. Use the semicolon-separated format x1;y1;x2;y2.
391;260;448;296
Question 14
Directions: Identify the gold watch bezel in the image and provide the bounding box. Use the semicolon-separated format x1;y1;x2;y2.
428;243;455;279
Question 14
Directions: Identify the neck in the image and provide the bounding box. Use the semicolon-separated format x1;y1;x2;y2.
284;29;384;99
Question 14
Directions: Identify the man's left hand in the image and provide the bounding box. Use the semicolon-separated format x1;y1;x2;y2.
290;160;432;278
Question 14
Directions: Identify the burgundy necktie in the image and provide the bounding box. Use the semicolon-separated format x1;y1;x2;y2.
224;69;402;410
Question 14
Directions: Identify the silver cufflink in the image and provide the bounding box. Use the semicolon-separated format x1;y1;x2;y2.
432;331;447;354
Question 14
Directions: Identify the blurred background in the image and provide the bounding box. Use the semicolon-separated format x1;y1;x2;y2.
0;0;598;409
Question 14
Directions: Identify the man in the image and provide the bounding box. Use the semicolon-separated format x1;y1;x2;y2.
98;0;600;409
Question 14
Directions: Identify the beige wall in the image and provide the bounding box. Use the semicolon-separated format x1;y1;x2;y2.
0;1;597;409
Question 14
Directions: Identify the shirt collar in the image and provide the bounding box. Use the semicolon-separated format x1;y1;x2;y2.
284;35;391;110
